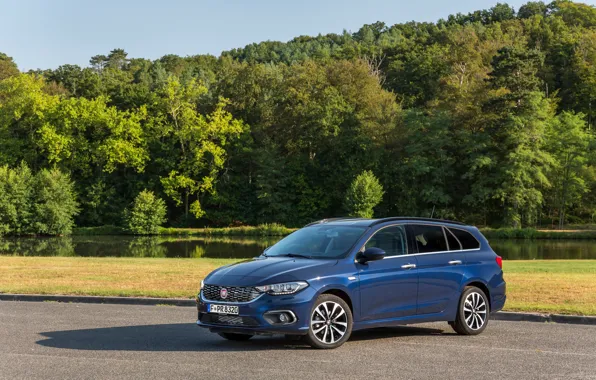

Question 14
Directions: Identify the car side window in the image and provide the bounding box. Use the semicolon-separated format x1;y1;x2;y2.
365;225;407;257
445;227;462;251
406;224;448;254
448;228;480;250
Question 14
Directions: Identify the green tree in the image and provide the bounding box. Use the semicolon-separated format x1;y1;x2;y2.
0;163;33;235
0;52;19;81
518;1;548;18
156;76;244;221
32;168;79;235
546;112;593;228
0;74;60;167
344;170;384;218
482;47;555;227
126;190;167;235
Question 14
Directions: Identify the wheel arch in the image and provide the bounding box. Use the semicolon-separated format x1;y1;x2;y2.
462;280;491;311
319;288;354;315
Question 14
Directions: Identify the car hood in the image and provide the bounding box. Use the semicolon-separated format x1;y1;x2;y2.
205;256;338;286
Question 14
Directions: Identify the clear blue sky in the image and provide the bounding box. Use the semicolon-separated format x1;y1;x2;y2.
1;0;595;71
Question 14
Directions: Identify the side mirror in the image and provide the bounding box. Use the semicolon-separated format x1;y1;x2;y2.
358;247;385;264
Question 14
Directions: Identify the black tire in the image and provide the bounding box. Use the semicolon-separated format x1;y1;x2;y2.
217;332;253;341
303;294;353;349
451;286;490;335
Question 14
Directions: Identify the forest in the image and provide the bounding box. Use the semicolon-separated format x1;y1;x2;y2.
1;0;596;232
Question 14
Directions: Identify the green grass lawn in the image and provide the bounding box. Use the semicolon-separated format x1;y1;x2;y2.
0;257;595;316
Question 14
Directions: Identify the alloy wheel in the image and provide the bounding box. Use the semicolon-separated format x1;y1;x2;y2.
463;292;487;330
310;301;348;344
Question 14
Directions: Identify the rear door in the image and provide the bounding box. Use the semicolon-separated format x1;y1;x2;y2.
406;224;465;316
357;225;419;321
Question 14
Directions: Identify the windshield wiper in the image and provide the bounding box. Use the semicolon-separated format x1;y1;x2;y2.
275;253;312;259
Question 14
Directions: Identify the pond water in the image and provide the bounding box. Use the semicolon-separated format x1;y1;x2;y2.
0;236;595;260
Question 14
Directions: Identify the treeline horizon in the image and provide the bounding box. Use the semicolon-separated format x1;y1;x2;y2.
1;0;596;229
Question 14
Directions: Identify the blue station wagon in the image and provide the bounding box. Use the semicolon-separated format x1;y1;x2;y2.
196;217;506;349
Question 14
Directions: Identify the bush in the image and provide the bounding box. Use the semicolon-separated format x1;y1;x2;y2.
344;170;384;218
32;168;79;235
0;163;33;235
126;190;167;235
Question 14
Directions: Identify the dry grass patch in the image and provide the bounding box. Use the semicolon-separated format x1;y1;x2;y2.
0;257;237;298
502;260;596;315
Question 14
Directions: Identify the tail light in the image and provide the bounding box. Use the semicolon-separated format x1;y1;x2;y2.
495;256;503;269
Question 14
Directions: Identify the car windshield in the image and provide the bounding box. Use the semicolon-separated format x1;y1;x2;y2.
265;225;367;259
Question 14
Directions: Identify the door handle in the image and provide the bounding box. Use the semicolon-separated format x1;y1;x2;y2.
401;264;416;269
448;260;462;265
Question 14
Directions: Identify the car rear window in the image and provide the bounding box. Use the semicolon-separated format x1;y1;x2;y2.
448;228;480;250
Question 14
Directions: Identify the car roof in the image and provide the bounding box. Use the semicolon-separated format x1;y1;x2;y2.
305;217;469;228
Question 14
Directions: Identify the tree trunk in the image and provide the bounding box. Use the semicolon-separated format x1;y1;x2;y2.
185;190;189;219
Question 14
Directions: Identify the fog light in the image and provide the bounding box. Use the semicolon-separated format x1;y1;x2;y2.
263;310;297;325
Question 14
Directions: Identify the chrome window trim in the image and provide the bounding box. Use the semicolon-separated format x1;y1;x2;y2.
200;289;265;304
379;247;481;260
355;222;482;262
379;248;481;260
406;248;480;257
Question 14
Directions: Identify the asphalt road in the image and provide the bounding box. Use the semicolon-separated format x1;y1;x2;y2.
1;302;595;380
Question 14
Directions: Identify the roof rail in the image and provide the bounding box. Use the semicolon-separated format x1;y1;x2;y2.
370;217;467;226
305;217;365;227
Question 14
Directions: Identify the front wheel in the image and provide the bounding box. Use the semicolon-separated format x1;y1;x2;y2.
303;294;353;349
450;286;489;335
217;332;253;341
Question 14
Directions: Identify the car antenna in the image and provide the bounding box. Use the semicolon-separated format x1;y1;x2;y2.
430;205;435;219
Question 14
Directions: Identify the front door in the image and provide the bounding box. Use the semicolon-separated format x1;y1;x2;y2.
406;224;466;315
357;225;419;321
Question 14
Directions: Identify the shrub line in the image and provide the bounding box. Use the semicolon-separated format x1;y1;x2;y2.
2;294;596;325
66;225;596;239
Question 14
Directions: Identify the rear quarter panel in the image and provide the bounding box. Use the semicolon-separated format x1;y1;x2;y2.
461;228;506;312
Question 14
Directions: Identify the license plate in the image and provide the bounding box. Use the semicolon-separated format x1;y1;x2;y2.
207;304;239;315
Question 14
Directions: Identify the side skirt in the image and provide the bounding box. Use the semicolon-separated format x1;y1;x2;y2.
352;312;451;331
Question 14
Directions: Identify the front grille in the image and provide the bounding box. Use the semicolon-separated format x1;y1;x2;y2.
202;285;261;303
199;313;259;326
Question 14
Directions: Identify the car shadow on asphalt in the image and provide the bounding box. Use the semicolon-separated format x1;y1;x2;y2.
36;323;450;352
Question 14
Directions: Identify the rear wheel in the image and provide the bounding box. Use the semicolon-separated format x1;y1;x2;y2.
451;286;489;335
218;332;253;341
303;294;353;349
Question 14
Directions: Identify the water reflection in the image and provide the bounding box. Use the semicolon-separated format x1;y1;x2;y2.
0;236;280;259
489;240;596;260
0;236;594;260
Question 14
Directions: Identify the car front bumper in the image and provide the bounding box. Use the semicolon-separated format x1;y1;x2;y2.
196;287;317;335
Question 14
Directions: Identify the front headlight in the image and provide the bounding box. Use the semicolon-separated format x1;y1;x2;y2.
255;281;308;295
200;280;204;290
